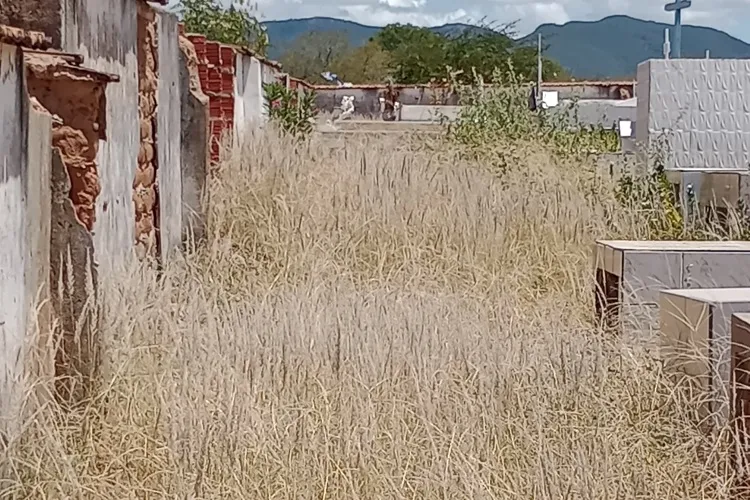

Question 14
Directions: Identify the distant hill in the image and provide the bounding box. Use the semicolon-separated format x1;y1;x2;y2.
519;15;750;78
262;17;492;59
262;15;750;79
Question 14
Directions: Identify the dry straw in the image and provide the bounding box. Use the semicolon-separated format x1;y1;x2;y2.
1;129;741;498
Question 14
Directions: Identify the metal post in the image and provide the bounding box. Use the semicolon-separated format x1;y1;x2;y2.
705;49;710;58
537;33;542;102
663;28;671;59
674;8;682;58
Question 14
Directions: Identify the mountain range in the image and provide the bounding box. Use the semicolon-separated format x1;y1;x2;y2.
261;15;750;79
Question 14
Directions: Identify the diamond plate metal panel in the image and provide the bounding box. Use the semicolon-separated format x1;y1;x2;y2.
635;58;750;171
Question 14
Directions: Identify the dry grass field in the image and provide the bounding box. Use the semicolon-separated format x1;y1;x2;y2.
2;130;740;498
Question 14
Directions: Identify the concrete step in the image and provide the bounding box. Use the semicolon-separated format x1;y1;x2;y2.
661;287;750;429
594;239;750;334
318;120;443;132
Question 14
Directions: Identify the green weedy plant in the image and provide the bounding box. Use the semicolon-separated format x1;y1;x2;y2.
610;131;746;241
263;82;317;139
444;64;619;163
177;0;269;55
615;164;684;239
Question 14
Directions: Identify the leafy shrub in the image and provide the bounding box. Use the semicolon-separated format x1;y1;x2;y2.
263;82;317;138
615;164;684;239
177;0;269;55
445;65;619;162
613;132;750;240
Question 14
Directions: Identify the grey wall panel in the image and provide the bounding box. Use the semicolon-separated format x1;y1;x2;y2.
683;252;750;289
622;251;682;304
636;58;750;171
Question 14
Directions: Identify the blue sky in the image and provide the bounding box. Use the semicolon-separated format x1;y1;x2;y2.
169;0;750;42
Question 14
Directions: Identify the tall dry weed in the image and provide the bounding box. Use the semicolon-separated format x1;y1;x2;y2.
1;130;738;498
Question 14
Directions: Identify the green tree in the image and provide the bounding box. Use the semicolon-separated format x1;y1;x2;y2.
372;22;569;85
444;28;514;83
372;24;448;84
510;46;571;82
177;0;268;56
278;31;351;84
332;40;392;84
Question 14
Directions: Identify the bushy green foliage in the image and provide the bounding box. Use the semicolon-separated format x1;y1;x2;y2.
178;0;268;55
446;66;618;163
277;31;350;83
615;165;684;239
372;23;569;85
442;65;720;242
263;83;317;139
612;131;750;241
277;22;568;85
333;41;392;84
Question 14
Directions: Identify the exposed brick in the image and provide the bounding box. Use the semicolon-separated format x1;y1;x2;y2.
205;41;220;65
221;72;233;92
220;46;235;66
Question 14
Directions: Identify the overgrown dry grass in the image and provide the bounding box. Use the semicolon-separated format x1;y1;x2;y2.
2;130;741;498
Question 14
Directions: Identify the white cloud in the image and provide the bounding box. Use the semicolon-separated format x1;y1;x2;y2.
531;2;570;25
378;0;427;9
171;0;750;42
341;4;469;26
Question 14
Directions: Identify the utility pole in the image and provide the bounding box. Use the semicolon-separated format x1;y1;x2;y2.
664;0;691;58
537;33;542;102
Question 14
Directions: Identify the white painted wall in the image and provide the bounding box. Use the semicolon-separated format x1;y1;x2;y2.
234;53;265;139
155;8;183;259
0;43;27;440
0;43;54;440
260;61;279;85
61;0;140;271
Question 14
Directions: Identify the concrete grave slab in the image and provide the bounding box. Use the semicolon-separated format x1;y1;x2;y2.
664;169;750;222
660;288;750;428
594;240;750;333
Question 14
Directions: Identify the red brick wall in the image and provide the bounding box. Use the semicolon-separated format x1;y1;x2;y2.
187;34;236;163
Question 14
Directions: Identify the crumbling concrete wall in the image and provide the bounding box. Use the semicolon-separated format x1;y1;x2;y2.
314;86;456;117
179;34;209;243
25;100;54;407
0;42;29;439
155;8;182;259
259;58;280;85
24;52;111;403
253;57;268;124
0;40;55;439
313;81;637;116
234;52;264;138
135;2;159;261
60;0;140;270
25;54;106;230
0;0;62;47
